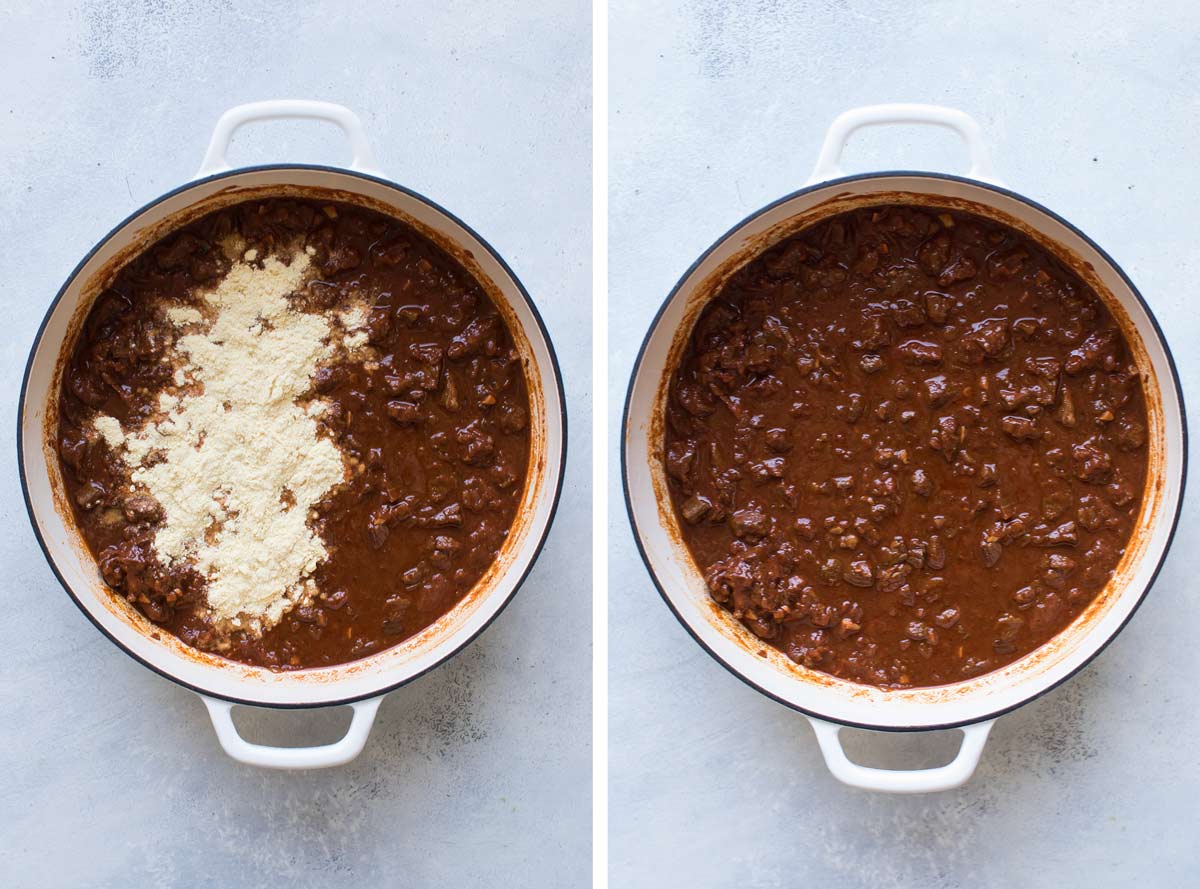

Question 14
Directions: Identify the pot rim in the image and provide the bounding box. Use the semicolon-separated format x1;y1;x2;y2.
19;163;568;709
621;169;1188;732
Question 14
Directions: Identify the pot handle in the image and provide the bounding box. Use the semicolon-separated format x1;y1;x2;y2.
808;103;1000;186
806;716;995;793
195;100;381;178
200;694;383;770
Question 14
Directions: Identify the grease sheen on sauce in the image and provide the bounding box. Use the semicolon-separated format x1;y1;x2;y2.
665;205;1149;689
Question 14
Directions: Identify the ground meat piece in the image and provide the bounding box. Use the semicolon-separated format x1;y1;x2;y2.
122;494;162;523
961;318;1010;361
1000;415;1042;441
979;463;998;487
1064;330;1119;374
938;256;977;286
911;468;933;497
980;533;1002;568
891;299;926;328
679;494;711;524
859;353;885;374
917;231;952;276
1072;440;1114;484
366;307;392;344
924;375;957;408
386;400;421;425
1056;388;1077;428
75;481;107;510
705;554;756;604
877;562;911;592
764;428;792;452
853;315;891;351
896;339;944;366
817;558;842;585
1027;593;1067;634
675;382;716;418
1116;420;1146;451
929;415;962;460
1031;521;1079;548
320;245;362;275
59;432;90;472
927;535;947;570
665;441;696;484
447;316;499;360
924;291;953;324
69;371;109;407
1041;553;1077;590
996;613;1024;641
1107;474;1137;508
312;364;346;394
843;560;875;588
1024;356;1062;379
836;617;862;640
456;421;495;465
933;607;960;628
425;503;463;527
988;248;1028;281
730;508;769;540
497;401;528;433
1075;495;1113;531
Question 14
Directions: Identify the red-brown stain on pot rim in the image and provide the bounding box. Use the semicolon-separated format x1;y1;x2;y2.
38;177;551;685
645;187;1167;704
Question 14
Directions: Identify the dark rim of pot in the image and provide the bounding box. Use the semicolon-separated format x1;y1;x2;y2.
18;163;569;709
621;170;1188;732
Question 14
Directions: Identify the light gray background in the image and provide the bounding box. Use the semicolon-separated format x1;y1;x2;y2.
610;1;1199;886
0;2;590;887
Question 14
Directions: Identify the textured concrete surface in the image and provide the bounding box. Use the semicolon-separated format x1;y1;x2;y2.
0;2;590;887
610;1;1200;886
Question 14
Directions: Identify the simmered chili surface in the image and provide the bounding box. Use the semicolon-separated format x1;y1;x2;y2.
664;205;1149;688
57;198;530;669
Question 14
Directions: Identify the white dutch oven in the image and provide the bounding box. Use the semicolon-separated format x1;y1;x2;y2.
623;105;1186;793
19;101;566;769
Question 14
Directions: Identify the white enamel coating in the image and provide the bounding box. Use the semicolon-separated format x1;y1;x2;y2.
21;103;564;770
202;696;382;770
624;106;1185;792
807;717;995;793
197;100;381;177
809;103;999;186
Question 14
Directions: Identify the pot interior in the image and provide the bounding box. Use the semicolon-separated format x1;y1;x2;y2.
625;174;1184;729
21;167;564;706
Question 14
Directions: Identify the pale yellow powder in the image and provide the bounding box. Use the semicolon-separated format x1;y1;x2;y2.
167;306;204;326
98;247;348;630
93;415;125;449
339;304;370;352
338;306;368;330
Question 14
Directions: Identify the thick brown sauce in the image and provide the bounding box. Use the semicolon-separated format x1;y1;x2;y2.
665;205;1149;689
57;198;531;669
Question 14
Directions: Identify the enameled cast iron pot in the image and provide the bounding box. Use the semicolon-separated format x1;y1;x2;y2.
623;104;1185;792
19;101;566;769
